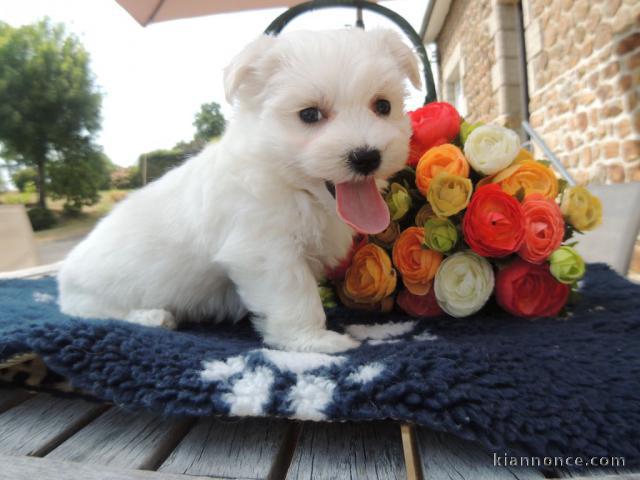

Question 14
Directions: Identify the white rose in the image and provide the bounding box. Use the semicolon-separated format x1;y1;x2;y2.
434;251;495;318
464;124;521;175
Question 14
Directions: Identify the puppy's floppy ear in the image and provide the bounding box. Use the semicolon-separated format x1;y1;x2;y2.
224;34;279;104
370;29;422;90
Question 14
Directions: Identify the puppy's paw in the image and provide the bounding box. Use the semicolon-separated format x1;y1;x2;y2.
265;329;360;353
125;309;177;329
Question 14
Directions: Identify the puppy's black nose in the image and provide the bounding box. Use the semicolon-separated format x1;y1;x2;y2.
347;148;381;175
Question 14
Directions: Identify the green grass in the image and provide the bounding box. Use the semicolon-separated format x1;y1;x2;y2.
0;191;34;205
0;189;129;241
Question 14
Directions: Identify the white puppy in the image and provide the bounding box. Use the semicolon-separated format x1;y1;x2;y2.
58;28;420;353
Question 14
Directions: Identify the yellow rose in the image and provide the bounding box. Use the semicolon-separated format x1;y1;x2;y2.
416;144;469;196
343;244;397;304
560;186;602;231
478;157;559;200
427;172;473;217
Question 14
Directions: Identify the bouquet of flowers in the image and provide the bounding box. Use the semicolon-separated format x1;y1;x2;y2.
325;102;603;319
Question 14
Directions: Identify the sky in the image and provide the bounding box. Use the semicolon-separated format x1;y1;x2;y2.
0;0;430;167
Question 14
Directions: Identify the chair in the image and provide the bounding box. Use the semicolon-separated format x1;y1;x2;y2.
576;182;640;276
0;205;40;272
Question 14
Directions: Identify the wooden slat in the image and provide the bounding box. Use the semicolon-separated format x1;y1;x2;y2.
401;424;422;480
556;467;638;478
0;454;222;480
0;261;61;279
0;387;33;414
558;470;613;478
556;476;640;480
0;392;106;456
3;453;638;480
159;417;294;480
285;421;406;480
47;408;194;470
416;428;544;480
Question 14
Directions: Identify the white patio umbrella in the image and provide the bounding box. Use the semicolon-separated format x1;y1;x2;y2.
115;0;386;27
115;0;305;26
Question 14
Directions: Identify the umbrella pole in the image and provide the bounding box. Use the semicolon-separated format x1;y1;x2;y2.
355;6;364;28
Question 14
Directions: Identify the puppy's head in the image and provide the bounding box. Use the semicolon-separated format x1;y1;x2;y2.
224;29;421;233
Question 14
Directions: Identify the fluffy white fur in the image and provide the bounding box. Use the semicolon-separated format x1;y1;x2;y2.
58;28;419;353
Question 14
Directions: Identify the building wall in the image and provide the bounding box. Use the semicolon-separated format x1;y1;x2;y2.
523;0;640;185
437;0;498;124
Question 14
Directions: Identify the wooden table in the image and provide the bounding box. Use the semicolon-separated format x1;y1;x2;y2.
1;386;637;480
1;265;638;480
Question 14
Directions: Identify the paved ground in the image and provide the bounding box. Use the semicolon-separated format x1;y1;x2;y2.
36;234;86;265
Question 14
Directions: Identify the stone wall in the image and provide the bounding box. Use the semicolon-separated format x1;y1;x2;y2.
523;0;640;184
437;0;499;124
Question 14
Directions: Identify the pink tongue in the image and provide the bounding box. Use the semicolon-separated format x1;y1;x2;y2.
335;178;390;234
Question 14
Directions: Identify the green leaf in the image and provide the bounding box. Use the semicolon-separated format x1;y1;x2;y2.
459;120;484;145
557;179;569;195
514;187;526;202
563;223;584;242
568;289;582;305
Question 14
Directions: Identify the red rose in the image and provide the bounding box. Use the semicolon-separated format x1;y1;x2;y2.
325;235;367;281
407;136;427;167
463;184;525;257
408;102;460;155
496;259;570;317
397;286;443;318
518;194;565;264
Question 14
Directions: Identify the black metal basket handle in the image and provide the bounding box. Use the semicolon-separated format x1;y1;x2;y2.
264;0;437;105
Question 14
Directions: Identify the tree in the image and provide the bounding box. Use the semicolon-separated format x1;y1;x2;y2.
99;155;117;190
0;19;102;209
138;147;191;184
136;101;225;185
110;165;141;190
48;143;110;214
11;167;37;192
193;101;225;141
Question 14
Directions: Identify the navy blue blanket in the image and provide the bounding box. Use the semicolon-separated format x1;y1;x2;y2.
0;264;638;467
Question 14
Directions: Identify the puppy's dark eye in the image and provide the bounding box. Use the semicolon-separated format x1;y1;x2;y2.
374;99;391;116
299;107;323;124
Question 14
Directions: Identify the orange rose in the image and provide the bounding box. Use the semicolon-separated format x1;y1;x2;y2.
415;144;470;196
392;227;443;295
518;194;565;263
337;284;395;312
479;158;558;199
343;244;397;304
